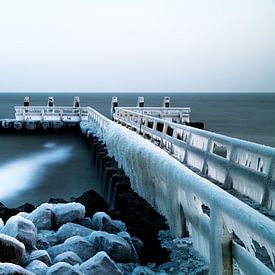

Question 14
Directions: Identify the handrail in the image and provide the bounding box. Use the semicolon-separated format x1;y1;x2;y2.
113;107;275;210
81;111;275;274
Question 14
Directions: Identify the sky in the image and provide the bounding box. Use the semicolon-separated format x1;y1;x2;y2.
0;0;274;93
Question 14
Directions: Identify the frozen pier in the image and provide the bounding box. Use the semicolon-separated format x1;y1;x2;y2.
2;96;275;274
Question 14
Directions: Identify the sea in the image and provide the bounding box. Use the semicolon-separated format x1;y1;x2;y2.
0;92;274;207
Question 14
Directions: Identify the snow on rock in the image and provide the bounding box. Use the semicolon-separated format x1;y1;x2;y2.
1;216;37;252
36;230;58;250
28;250;52;266
132;266;155;275
0;218;4;230
117;231;139;263
25;260;49;275
80;251;122;275
56;222;93;243
54;203;85;226
89;231;133;263
64;236;97;261
91;212;126;234
53;251;83;265
26;203;55;230
47;243;67;260
46;262;81;275
0;234;26;265
0;263;34;275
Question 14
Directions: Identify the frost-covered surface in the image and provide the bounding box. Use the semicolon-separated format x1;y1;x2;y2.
81;119;275;273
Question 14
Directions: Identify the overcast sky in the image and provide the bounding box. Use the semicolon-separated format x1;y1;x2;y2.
0;0;274;92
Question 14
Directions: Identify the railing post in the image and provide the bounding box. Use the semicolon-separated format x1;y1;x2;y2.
261;157;274;208
209;206;233;275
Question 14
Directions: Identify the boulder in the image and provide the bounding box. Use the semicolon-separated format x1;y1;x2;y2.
16;203;35;213
74;190;109;217
27;203;55;230
78;217;93;229
89;231;133;263
28;250;52;266
0;263;33;275
0;234;26;265
53;251;82;265
91;212;126;233
54;203;85;226
57;222;93;243
64;236;96;261
130;237;144;251
0;204;19;222
1;216;37;252
47;243;67;260
117;231;139;263
80;251;122;275
26;260;48;275
46;262;81;275
37;230;59;250
0;218;4;230
132;266;155;275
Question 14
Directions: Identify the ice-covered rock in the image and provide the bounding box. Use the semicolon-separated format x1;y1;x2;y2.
54;203;85;226
47;243;67;260
53;251;82;265
64;236;96;261
89;231;133;263
56;222;93;243
0;263;33;275
1;216;36;252
26;260;48;275
28;250;52;266
16;212;29;219
78;217;93;229
132;266;155;275
0;234;26;265
117;231;139;263
26;203;55;230
0;218;4;230
91;212;126;233
37;230;58;250
80;251;122;275
130;237;144;251
46;262;81;275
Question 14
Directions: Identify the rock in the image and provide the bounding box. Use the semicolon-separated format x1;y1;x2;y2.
80;251;122;275
46;262;81;275
0;263;33;275
64;236;96;261
47;243;67;260
57;222;93;243
1;216;37;252
74;190;109;217
28;250;52;266
16;203;35;213
37;230;58;250
78;217;93;229
0;218;4;230
17;212;29;218
0;204;19;223
130;237;144;251
26;260;48;275
54;203;85;226
132;266;155;275
91;212;126;234
48;198;68;204
53;251;82;265
0;234;26;265
117;231;139;263
89;231;133;263
27;203;55;230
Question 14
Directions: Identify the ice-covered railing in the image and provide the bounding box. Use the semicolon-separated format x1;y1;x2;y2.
117;106;191;123
113;107;275;211
14;106;90;122
81;117;275;274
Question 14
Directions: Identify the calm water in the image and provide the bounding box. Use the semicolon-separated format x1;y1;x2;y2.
0;92;274;206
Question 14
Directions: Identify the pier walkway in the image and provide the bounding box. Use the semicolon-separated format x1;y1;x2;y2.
2;97;275;274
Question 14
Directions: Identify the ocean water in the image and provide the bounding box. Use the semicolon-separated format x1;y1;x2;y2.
0;92;274;207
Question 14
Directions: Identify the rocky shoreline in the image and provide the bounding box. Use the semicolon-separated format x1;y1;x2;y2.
0;187;208;275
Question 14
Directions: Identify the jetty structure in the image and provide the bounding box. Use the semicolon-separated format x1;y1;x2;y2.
1;96;275;274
